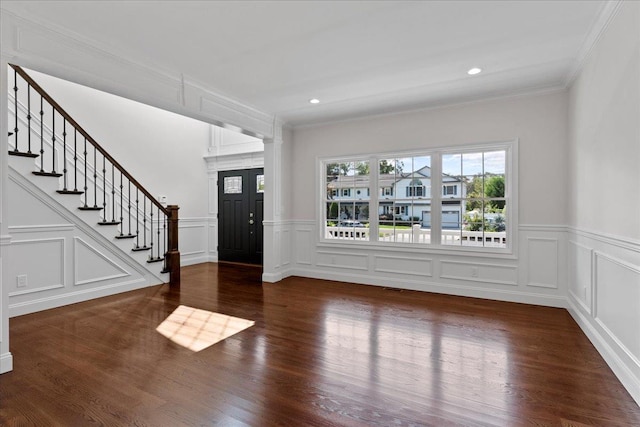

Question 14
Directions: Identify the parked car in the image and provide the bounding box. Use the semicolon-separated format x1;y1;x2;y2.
338;220;365;227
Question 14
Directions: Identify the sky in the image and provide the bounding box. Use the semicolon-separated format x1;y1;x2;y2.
331;150;505;177
442;151;505;176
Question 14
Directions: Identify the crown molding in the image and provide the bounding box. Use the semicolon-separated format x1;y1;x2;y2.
564;0;624;87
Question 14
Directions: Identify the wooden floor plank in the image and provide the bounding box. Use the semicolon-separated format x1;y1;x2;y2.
1;262;639;426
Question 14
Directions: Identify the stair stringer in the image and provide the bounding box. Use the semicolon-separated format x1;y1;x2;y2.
7;161;168;317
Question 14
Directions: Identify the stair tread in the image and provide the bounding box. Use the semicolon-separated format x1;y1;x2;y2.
32;171;62;177
147;257;164;264
115;234;137;240
132;246;151;252
57;189;84;195
97;221;121;225
78;206;103;211
9;150;39;158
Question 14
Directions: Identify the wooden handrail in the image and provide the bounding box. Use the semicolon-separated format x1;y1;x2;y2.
10;63;180;286
10;64;169;217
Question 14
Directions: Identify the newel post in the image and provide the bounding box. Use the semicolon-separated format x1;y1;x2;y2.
166;205;180;286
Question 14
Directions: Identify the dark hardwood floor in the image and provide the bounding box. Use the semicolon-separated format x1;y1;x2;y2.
1;263;638;426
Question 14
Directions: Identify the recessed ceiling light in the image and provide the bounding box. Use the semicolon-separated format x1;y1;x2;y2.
309;98;320;104
467;67;482;75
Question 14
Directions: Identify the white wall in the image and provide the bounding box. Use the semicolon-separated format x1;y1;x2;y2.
567;1;640;405
20;69;224;267
0;7;282;375
26;69;211;219
285;91;569;307
292;91;568;226
6;160;165;317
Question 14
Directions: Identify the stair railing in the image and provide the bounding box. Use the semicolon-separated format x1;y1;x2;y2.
8;64;180;286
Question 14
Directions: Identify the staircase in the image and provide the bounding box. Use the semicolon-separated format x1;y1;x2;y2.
7;64;180;287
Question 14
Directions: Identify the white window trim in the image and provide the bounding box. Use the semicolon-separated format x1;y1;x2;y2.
318;140;518;257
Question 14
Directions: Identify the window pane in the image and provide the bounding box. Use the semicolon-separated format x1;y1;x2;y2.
377;155;431;244
324;160;370;241
223;176;242;194
324;145;509;250
443;198;507;248
442;153;462;177
256;174;265;193
484;151;506;175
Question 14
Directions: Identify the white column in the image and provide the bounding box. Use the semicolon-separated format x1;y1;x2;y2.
262;122;286;282
1;56;14;373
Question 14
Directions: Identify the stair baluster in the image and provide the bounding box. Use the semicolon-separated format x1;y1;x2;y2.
62;119;67;191
128;181;132;237
13;69;18;153
73;130;79;192
93;146;98;208
83;137;88;207
135;188;140;248
156;205;161;260
51;109;56;173
150;204;154;258
39;97;44;172
9;63;179;285
27;84;32;154
102;155;106;214
112;164;116;223
119;171;124;234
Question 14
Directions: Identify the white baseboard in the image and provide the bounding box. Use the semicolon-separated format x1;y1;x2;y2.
262;270;289;283
9;278;160;318
287;267;567;308
0;352;13;374
567;298;640;405
181;254;212;267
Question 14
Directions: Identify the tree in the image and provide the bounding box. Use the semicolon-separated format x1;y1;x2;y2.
326;163;340;177
485;175;505;210
327;202;339;219
356;162;370;175
379;159;404;174
326;162;353;176
465;174;484;211
464;174;505;211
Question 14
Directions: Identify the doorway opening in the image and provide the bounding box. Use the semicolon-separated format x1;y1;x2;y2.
218;168;264;265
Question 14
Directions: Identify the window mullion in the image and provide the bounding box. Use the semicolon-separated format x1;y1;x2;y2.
369;155;379;241
431;152;442;245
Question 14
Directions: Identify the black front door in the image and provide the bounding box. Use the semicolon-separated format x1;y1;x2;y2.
218;168;264;264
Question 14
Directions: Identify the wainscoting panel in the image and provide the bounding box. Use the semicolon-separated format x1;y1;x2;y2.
316;251;369;271
568;240;593;314
281;229;291;267
594;251;640;365
177;219;210;266
373;255;433;277
287;223;566;306
6;166;166;317
567;228;640;405
294;229;313;265
179;224;207;257
440;260;518;286
526;237;559;288
7;237;65;297
73;237;129;286
208;220;218;262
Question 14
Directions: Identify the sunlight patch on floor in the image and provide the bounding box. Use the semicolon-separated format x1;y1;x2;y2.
156;305;254;352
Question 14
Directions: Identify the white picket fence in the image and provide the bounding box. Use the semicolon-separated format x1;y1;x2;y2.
326;225;506;247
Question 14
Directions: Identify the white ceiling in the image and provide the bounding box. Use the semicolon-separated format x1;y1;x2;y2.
2;1;610;127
